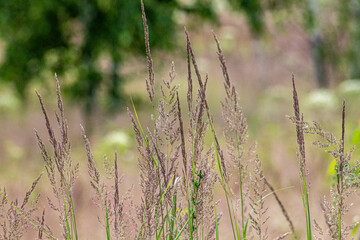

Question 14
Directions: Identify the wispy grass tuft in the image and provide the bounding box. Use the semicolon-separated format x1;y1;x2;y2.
299;99;360;239
35;73;79;240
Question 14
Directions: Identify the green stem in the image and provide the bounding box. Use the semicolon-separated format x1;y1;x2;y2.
209;120;237;240
63;195;72;240
214;200;219;240
68;192;78;240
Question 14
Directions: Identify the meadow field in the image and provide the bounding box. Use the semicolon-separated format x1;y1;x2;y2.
1;2;360;239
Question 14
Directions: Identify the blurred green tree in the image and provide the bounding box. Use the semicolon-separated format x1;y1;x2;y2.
2;0;360;117
0;0;214;116
232;0;360;88
228;0;332;87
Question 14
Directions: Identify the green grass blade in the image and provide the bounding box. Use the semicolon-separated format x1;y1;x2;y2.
338;206;342;240
174;218;190;240
131;99;166;239
137;214;146;240
104;198;111;240
156;217;166;240
238;167;245;232
160;174;175;204
131;99;159;169
299;179;309;238
235;217;241;240
63;195;72;240
68;194;78;240
209;120;237;239
169;195;177;240
188;201;194;240
301;171;312;239
189;140;197;240
137;223;144;240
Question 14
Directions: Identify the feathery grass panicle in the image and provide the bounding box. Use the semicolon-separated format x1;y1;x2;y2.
183;29;219;240
82;125;127;239
291;74;312;240
81;125;101;194
213;31;250;238
337;100;346;240
113;152;128;239
129;56;185;238
186;28;193;114
213;31;247;183
212;31;231;100
185;30;204;92
35;74;78;239
21;173;42;210
156;62;180;189
213;32;296;240
249;156;269;240
127;106;159;238
141;0;155;102
291;74;306;172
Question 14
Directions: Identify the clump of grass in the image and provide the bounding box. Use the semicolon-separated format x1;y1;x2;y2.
211;31;294;240
82;128;127;239
290;77;360;239
183;28;218;240
35;74;79;239
212;31;248;239
127;3;218;238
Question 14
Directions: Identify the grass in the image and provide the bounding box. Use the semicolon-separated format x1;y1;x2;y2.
0;1;360;239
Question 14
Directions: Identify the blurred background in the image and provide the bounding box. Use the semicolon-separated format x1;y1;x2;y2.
1;0;360;238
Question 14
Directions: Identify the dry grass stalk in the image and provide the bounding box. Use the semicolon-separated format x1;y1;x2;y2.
290;75;313;239
264;177;296;237
82;126;127;239
291;74;307;173
127;4;219;239
38;209;45;239
141;0;155;102
249;156;269;240
183;29;218;239
35;73;79;238
213;31;250;236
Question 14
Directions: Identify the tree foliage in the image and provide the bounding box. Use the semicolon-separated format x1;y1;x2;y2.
1;0;360;115
0;0;214;114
